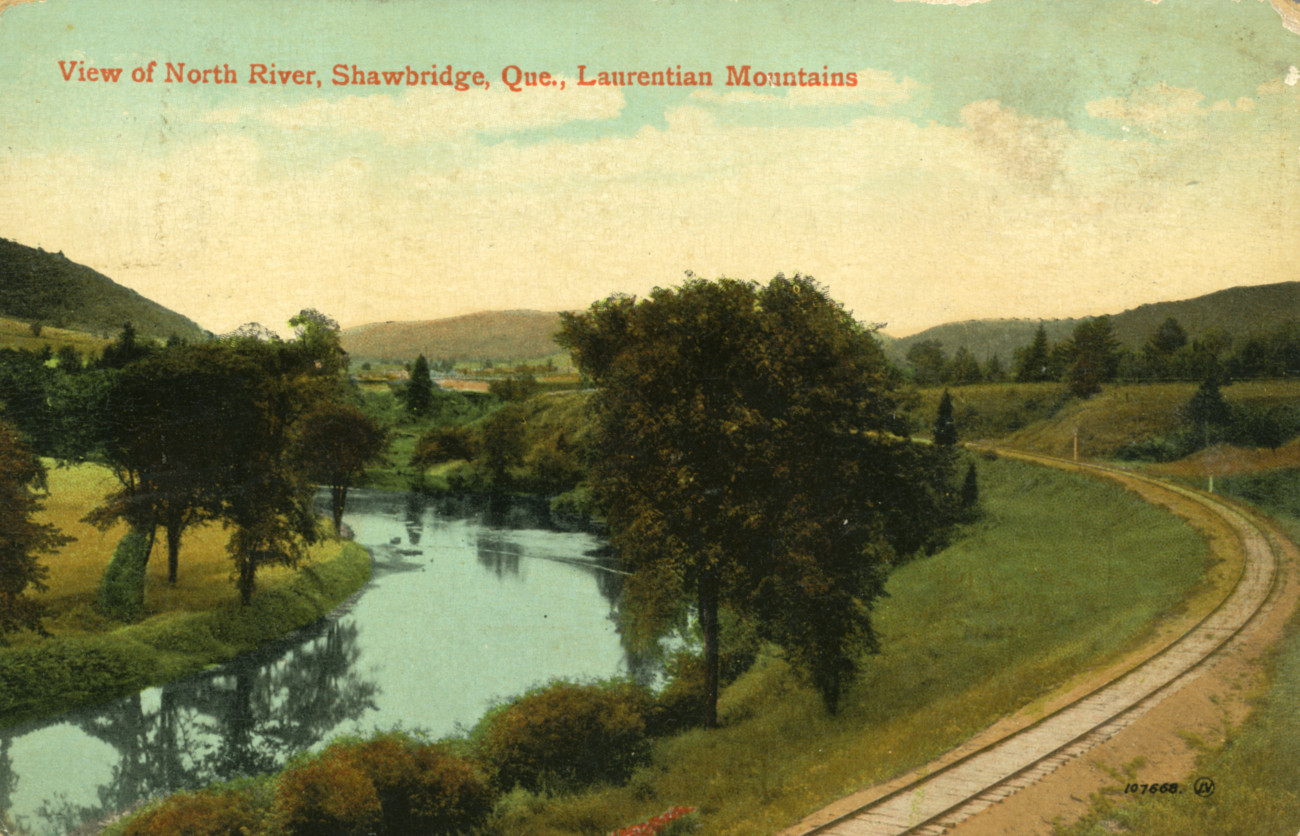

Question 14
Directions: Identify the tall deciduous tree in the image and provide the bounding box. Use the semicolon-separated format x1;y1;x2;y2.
290;309;348;375
293;403;388;533
90;344;268;585
0;419;71;640
559;275;956;719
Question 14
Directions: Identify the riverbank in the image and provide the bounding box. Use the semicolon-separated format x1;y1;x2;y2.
0;463;372;731
100;455;1218;836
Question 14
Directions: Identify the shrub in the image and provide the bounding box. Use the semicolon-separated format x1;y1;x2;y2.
1115;436;1184;463
649;654;709;737
650;612;760;735
1229;404;1299;449
278;733;491;836
0;636;156;720
477;680;652;793
411;425;478;469
98;529;150;621
274;752;382;836
124;787;259;836
406;743;496;834
550;485;595;519
302;733;495;836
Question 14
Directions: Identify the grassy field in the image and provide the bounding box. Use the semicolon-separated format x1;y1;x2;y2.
0;462;372;728
483;454;1214;835
0;316;109;357
1059;469;1300;836
909;380;1300;460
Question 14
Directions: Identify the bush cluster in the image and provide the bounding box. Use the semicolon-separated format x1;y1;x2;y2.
1;543;369;730
476;680;653;793
0;635;156;721
1117;401;1300;462
274;734;494;836
124;786;260;836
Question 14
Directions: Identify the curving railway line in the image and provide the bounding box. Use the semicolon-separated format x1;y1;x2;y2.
787;450;1289;836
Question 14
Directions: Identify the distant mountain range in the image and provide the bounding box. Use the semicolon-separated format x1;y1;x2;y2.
341;310;564;364
4;234;1295;369
341;282;1300;368
889;282;1300;364
0;238;205;342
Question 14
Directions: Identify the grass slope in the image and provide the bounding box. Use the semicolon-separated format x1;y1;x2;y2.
0;238;205;342
0;317;110;356
1060;471;1300;836
0;463;372;729
492;455;1212;835
906;380;1300;460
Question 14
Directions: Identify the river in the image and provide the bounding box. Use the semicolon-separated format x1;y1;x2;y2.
0;490;637;836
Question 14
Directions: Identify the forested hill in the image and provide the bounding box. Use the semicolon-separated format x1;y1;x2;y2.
341;310;564;363
0;238;205;341
892;281;1300;362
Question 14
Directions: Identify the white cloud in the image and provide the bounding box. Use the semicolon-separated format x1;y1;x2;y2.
205;82;624;143
1087;83;1209;124
5;89;1300;336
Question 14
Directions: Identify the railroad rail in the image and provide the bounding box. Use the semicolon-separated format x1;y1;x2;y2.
791;450;1285;836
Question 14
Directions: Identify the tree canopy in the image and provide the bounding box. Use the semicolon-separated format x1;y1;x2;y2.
293;403;388;533
559;275;956;718
87;314;351;604
89;343;270;584
1014;324;1052;383
1064;316;1121;397
0;419;71;639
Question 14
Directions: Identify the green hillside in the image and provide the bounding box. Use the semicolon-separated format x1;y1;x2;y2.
891;281;1300;362
906;379;1300;460
891;319;1077;365
0;238;205;341
341;310;564;363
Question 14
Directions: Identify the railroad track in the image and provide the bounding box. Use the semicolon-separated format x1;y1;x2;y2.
790;451;1285;836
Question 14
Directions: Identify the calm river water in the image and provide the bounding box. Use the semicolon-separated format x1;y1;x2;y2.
0;491;635;836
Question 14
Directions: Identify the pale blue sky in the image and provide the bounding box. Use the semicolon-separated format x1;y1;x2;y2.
2;0;1298;334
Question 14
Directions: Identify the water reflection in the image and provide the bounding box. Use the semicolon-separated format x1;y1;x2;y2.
403;492;424;546
3;491;631;836
476;533;523;578
3;621;377;836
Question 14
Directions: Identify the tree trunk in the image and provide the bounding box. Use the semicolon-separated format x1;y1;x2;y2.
138;525;157;613
332;484;347;534
699;569;720;728
165;516;183;585
238;552;257;606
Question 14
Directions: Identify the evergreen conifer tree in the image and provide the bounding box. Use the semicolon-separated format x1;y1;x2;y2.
933;390;958;447
406;355;435;417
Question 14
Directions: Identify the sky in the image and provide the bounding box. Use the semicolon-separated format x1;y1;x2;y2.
0;0;1298;337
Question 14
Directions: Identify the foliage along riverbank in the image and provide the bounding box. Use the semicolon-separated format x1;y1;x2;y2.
0;460;371;731
101;454;1213;836
0;539;369;731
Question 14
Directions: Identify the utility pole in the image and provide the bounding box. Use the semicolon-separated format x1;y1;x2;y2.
1073;426;1079;463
